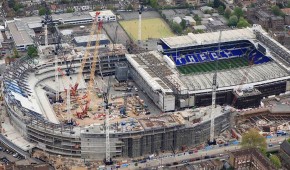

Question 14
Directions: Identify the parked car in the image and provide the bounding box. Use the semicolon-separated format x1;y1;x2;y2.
13;153;18;158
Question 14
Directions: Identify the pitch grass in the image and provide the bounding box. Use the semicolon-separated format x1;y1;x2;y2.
119;18;174;41
177;57;249;75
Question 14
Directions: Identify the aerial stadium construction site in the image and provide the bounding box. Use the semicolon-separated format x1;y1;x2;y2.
1;24;290;161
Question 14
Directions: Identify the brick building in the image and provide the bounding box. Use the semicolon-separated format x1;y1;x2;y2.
229;148;277;170
279;140;290;169
247;8;284;31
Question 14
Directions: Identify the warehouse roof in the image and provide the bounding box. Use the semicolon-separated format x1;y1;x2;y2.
6;20;34;47
52;12;92;22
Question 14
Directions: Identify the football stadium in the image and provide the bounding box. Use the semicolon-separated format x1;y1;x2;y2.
126;25;290;111
1;25;290;161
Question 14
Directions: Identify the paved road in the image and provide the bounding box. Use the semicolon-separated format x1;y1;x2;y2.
117;135;287;169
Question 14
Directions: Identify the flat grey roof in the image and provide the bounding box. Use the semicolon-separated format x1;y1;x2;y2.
7;21;34;46
52;12;92;22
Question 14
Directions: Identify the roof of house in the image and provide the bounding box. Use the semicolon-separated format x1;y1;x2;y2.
281;8;290;15
280;140;290;156
173;17;182;24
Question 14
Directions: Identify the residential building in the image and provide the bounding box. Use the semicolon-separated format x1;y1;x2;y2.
270;16;284;31
89;10;116;22
279;140;290;169
183;16;196;26
229;148;276;170
173;17;182;24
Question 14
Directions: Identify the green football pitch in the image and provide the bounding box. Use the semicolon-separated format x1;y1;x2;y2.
177;57;250;75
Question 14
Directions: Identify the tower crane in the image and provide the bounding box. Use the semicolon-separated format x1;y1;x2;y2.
58;68;73;123
75;16;103;119
72;12;101;96
209;30;222;144
104;76;113;165
138;5;144;44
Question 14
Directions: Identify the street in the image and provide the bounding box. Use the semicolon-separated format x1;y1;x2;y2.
117;135;287;169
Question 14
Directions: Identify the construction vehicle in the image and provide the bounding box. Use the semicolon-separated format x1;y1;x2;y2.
76;102;90;119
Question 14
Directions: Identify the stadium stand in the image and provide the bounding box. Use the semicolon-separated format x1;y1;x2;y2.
162;40;271;67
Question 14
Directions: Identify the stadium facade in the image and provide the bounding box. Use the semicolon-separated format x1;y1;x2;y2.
1;25;290;160
1;43;231;160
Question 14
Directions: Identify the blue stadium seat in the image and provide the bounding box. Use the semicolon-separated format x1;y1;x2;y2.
163;41;271;66
185;54;199;63
174;57;187;65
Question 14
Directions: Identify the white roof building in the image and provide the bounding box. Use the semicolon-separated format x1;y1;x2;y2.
89;10;116;22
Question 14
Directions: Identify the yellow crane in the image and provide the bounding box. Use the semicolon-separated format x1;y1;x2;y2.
72;12;101;94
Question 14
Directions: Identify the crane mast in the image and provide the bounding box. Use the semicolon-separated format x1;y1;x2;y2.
210;30;222;143
104;76;111;164
138;5;143;43
74;12;100;92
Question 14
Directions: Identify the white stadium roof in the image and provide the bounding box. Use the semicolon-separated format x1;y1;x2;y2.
161;28;255;48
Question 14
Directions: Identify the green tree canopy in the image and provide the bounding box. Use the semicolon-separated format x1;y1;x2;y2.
237;17;250;28
271;5;284;16
149;0;158;9
269;155;281;168
224;8;231;19
39;7;51;16
171;21;182;34
180;19;187;30
228;15;238;27
241;128;267;149
66;8;75;13
233;7;243;19
27;46;38;58
13;48;19;58
218;5;224;15
194;14;201;21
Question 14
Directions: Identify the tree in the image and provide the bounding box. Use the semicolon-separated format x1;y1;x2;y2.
218;5;224;15
237;17;250;28
241;128;267;149
228;15;238;27
269;155;281;168
224;8;231;19
287;0;290;8
149;0;158;9
193;14;201;22
39;7;47;16
180;19;187;30
171;22;182;34
27;46;38;58
233;7;243;19
13;48;19;58
66;8;75;13
271;5;283;16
